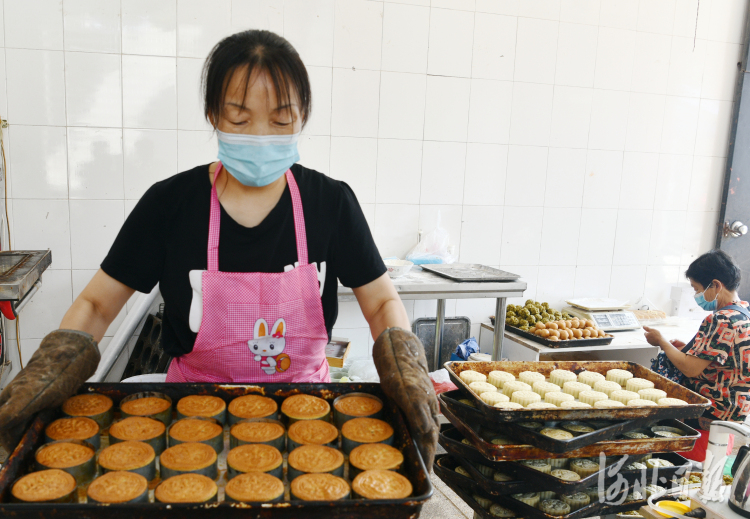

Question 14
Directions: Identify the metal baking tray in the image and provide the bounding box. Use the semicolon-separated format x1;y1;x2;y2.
433;457;604;519
420;264;520;282
435;456;670;519
446;360;711;423
0;382;432;518
505;324;614;348
440;395;700;460
440;426;691;495
440;391;659;454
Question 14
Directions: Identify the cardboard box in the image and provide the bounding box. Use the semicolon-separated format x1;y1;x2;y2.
325;337;351;368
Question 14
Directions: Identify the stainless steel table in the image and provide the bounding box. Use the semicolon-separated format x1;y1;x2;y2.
338;268;527;370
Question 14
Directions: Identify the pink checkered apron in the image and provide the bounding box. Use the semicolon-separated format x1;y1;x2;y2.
166;163;330;383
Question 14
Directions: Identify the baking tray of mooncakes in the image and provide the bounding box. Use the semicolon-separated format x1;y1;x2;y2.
440;396;699;460
445;361;710;425
0;382;431;519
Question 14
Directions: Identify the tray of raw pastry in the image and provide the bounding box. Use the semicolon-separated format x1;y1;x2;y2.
445;361;710;425
434;454;675;519
438;425;691;495
0;382;431;519
439;394;700;460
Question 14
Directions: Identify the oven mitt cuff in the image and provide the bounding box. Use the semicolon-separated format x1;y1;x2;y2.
0;329;100;453
373;327;439;473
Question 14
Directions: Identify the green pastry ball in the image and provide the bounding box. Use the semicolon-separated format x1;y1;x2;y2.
510;317;520;326
518;320;529;327
506;310;516;318
541;312;551;319
541;302;550;309
519;325;530;331
525;299;534;306
519;308;531;318
527;315;537;325
541;318;550;324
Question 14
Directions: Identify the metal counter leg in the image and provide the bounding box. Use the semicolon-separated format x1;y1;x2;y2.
434;299;446;371
492;298;507;361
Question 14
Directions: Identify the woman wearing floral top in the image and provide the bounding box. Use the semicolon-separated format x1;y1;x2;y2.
644;249;750;460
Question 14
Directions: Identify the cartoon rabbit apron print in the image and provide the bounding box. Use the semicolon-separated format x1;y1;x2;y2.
250;318;291;375
166;163;330;383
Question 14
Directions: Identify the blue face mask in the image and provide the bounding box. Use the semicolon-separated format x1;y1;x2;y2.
217;130;300;187
694;285;718;311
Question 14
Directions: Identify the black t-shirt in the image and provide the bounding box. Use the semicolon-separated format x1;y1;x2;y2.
101;163;386;357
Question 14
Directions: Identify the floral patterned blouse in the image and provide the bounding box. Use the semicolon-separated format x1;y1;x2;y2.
687;301;750;422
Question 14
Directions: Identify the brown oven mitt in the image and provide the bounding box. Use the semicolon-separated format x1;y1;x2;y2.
0;330;100;453
373;327;440;473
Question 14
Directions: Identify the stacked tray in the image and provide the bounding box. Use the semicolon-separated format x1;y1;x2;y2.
445;361;711;423
440;391;701;459
433;361;703;519
0;382;431;519
434;455;681;519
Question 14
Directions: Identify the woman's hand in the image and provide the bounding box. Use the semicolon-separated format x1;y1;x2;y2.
372;328;439;472
643;326;666;348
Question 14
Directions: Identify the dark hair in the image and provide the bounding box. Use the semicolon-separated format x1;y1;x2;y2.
202;30;311;127
685;249;742;290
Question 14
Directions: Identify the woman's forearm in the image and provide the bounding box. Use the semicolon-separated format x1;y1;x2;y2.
661;339;711;378
60;297;113;343
58;270;135;344
365;298;410;340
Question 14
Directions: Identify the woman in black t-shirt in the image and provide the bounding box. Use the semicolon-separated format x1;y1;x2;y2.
0;30;440;471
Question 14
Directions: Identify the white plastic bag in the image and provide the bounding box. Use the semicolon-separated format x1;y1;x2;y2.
405;211;457;265
346;358;380;383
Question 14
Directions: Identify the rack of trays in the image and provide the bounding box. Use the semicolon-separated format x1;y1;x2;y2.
433;361;704;519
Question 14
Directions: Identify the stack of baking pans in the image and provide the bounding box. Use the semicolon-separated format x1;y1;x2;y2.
433;361;709;519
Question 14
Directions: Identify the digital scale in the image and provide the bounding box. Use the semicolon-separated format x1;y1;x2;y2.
563;298;641;332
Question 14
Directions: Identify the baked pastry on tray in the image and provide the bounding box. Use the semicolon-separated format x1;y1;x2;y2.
352;469;412;500
290;473;350;501
224;472;285;503
87;471;149;504
155;474;218;503
11;469;77;503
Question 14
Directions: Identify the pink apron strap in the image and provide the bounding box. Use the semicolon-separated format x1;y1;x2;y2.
207;163;308;271
285;170;308;266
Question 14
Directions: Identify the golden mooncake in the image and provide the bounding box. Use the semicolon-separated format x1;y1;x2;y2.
334;395;383;417
11;469;76;502
62;394;113;417
227;444;283;473
349;443;404;471
341;418;394;444
176;395;226;418
120;396;171;416
288;419;339;446
36;442;95;468
155;474;218;503
98;441;156;471
288;445;345;474
224;472;284;502
281;394;331;420
228;395;278;419
291;473;350;501
169;419;223;443
45;417;99;442
160;443;217;472
231;421;285;443
87;471;148;503
352;469;413;499
109;416;165;441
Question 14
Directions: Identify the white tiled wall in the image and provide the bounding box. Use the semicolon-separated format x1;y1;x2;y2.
1;0;743;364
